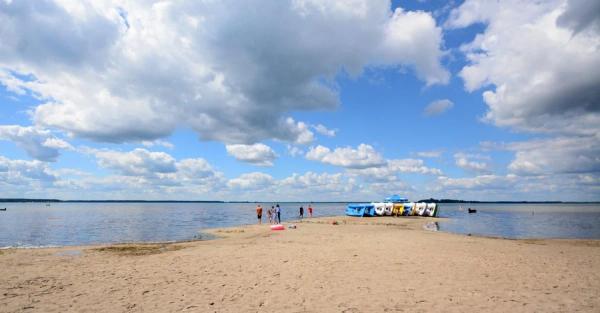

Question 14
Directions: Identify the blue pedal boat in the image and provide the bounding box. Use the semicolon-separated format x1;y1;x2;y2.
346;203;375;217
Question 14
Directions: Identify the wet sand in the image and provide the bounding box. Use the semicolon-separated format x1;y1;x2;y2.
1;216;599;312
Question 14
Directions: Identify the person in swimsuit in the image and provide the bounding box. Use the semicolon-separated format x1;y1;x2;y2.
299;206;304;218
256;205;263;224
271;206;276;224
308;204;313;217
275;204;281;224
267;206;273;224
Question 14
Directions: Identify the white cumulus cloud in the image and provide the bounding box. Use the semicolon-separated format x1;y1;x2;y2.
227;172;275;190
454;153;491;174
443;0;600;199
447;0;600;137
286;145;304;157
0;156;56;186
141;140;174;149
416;150;442;158
424;99;453;116
0;0;448;146
506;136;600;176
312;124;337;137
349;158;443;180
0;125;73;162
305;144;386;169
225;143;278;167
87;148;177;177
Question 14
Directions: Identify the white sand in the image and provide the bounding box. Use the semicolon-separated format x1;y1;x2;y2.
1;216;599;312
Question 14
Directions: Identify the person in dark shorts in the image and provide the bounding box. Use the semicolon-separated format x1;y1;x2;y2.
299;206;304;218
256;205;263;224
275;204;281;223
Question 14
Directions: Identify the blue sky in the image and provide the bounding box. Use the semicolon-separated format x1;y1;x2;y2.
1;0;599;201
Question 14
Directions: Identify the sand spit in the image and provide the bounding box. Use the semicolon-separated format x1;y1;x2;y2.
1;216;599;312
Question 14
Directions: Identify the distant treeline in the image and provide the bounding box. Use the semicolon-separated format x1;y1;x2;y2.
416;198;566;204
1;198;595;204
0;198;62;203
0;199;224;203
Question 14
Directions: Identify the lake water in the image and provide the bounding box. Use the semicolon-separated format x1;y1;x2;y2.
436;203;600;239
0;202;344;248
1;202;599;248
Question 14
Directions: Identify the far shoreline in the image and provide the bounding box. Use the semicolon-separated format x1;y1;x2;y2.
2;198;599;204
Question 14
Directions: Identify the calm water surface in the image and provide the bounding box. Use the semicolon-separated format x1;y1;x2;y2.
437;203;600;239
0;202;343;248
1;202;599;247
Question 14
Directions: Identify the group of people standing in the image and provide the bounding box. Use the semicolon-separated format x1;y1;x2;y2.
256;203;314;224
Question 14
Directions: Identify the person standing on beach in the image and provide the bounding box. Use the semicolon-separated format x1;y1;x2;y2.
267;206;273;224
299;206;304;219
256;205;263;224
271;206;276;224
308;204;313;217
276;204;281;224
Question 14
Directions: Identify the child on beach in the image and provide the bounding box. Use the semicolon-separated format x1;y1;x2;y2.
267;206;273;224
308;204;313;217
272;206;276;224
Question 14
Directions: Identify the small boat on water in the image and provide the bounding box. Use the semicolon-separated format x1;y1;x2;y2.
346;195;439;218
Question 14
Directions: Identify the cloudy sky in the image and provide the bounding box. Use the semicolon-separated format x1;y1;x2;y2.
1;0;599;201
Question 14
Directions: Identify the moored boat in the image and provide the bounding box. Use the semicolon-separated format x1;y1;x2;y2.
383;203;393;216
363;205;376;217
345;195;439;218
425;203;438;217
373;202;386;216
403;202;416;216
416;203;427;216
392;203;404;216
345;203;376;217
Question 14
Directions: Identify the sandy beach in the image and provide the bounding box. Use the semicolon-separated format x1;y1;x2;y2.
1;216;599;312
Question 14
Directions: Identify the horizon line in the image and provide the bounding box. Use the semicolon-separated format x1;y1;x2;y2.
1;198;598;204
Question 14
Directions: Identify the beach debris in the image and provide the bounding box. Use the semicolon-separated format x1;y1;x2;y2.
332;220;339;225
287;224;297;229
270;224;285;231
423;221;439;232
